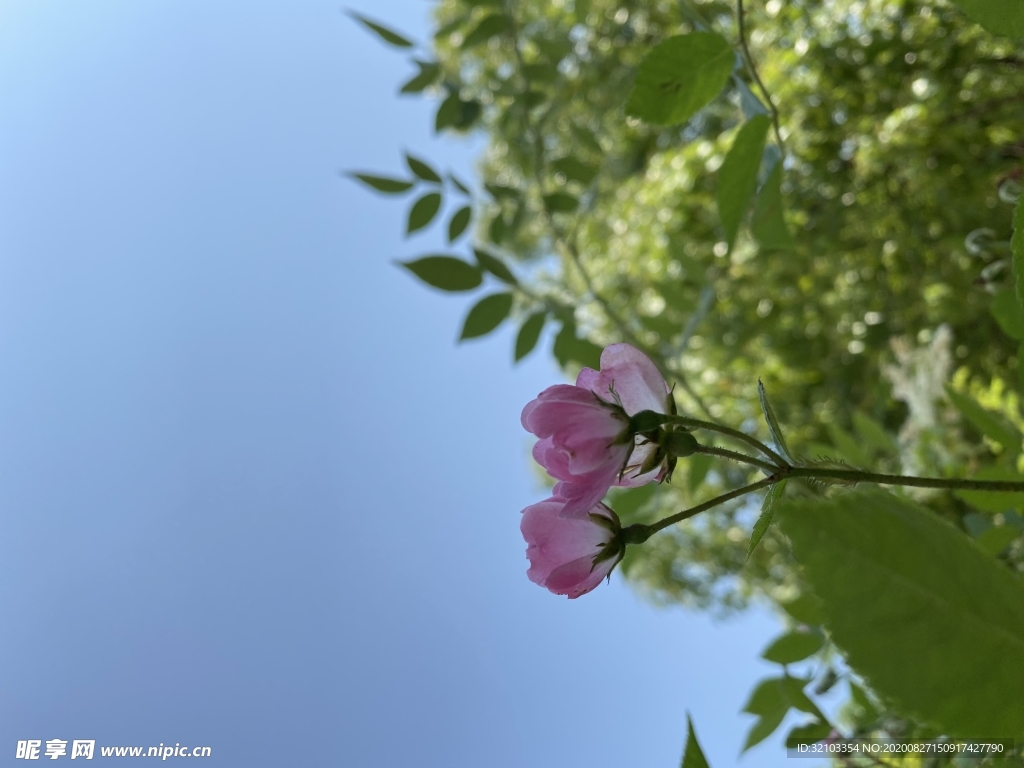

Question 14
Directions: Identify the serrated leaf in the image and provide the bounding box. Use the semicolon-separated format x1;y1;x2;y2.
748;480;787;559
758;380;794;463
407;192;442;234
473;248;518;285
400;61;441;94
784;721;833;749
461;13;508;48
347;11;414;47
778;488;1024;737
348;173;414;194
405;153;442;183
742;710;787;752
552;156;598;185
514;311;546;362
946;386;1022;456
448;206;472;243
681;715;711;768
718;116;771;252
949;0;1024;39
460;292;514;340
398;255;482;292
954;466;1024;513
543;192;578;213
751;161;795;250
625;33;735;126
992;287;1024;341
762;629;824;665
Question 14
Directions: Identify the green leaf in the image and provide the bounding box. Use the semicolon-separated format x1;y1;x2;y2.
780;593;826;627
514;311;546;362
954;466;1024;513
435;94;481;132
448;206;472;243
473;248;518;285
543;192;578;213
405;153;442;183
945;386;1022;456
449;173;471;195
461;13;509;48
758;380;794;463
1015;193;1024;311
407;192;442;234
992;287;1024;341
485;183;521;201
948;0;1024;39
552;156;598;185
625;33;735;126
553;323;602;369
347;11;413;48
742;710;787;752
778;488;1024;737
348;173;414;194
762;629;824;665
400;61;441;94
976;525;1021;556
460;292;514;340
784;721;833;749
398;255;483;292
680;714;711;768
751;161;795;250
851;412;898;457
748;480;787;560
718;116;771;252
687;453;713;493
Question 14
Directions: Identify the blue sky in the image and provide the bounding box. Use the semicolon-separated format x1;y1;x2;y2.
0;2;830;765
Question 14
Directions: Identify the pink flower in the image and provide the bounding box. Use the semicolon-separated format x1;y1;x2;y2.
521;343;671;516
520;497;623;598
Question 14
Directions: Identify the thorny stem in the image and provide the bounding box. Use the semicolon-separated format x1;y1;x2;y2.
668;415;789;467
735;0;786;156
694;444;779;474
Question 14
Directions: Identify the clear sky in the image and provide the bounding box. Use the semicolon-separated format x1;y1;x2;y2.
0;2;832;766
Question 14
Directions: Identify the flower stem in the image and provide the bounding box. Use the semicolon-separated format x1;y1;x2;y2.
694;444;779;474
668;415;788;468
786;466;1024;492
621;476;779;544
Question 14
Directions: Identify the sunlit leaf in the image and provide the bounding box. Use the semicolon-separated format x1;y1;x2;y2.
948;0;1024;39
626;33;734;126
945;386;1022;456
758;380;795;463
954;466;1024;513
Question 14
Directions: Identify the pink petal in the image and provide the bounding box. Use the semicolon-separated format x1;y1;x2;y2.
579;343;669;416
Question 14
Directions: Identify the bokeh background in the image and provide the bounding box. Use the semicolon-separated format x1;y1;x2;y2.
0;2;815;765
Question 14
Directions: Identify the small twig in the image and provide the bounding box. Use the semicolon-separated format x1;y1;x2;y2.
735;0;786;155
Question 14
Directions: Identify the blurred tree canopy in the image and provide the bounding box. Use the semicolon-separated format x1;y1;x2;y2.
352;0;1024;757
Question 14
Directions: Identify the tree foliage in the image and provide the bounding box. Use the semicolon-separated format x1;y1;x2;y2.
353;0;1024;760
